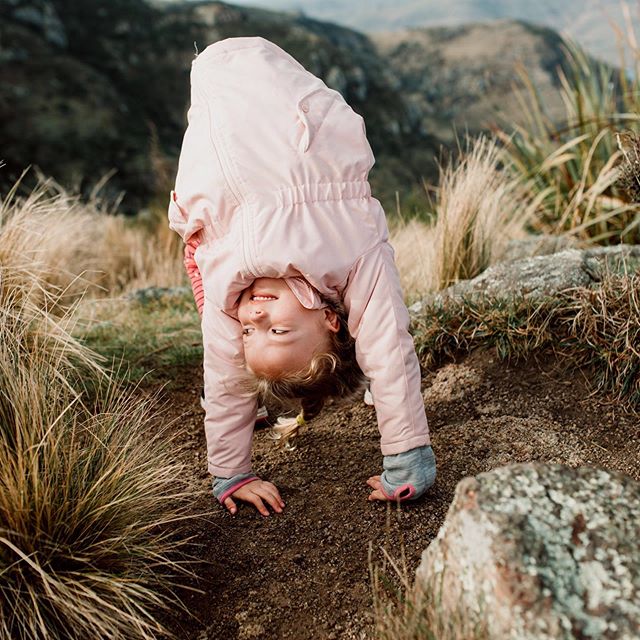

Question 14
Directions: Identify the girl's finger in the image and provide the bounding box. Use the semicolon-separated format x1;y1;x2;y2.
262;482;285;505
224;497;237;514
368;489;387;501
256;486;283;513
248;493;269;517
261;485;285;509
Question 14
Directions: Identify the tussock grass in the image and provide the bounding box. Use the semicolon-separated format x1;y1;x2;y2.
499;35;640;243
0;181;199;638
390;136;540;295
411;271;640;408
0;360;195;639
567;271;640;404
429;137;540;289
1;171;185;307
389;219;436;303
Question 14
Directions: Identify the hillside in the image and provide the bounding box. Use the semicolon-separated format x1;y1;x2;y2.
215;0;629;66
1;0;573;212
370;20;567;148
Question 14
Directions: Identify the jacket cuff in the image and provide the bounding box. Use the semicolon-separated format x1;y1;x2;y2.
212;473;260;503
208;460;254;477
380;434;430;457
380;445;436;502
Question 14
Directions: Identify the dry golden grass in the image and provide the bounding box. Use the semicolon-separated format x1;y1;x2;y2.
0;172;185;310
389;219;436;302
390;136;543;297
0;179;199;639
430;137;542;290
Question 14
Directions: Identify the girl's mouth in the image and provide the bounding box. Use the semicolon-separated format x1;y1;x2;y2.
250;294;277;301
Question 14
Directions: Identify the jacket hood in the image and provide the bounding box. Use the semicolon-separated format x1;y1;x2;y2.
284;276;328;309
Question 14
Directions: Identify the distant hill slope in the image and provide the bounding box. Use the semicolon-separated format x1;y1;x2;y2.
1;1;574;212
210;0;629;66
369;20;567;148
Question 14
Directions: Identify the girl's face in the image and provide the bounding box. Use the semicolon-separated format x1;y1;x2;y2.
237;278;339;378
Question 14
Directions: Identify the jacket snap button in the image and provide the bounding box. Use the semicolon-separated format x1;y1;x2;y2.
301;103;309;113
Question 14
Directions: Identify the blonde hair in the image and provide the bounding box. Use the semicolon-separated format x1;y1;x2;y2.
240;297;367;449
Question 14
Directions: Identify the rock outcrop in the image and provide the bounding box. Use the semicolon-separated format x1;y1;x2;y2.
409;244;640;314
416;463;640;639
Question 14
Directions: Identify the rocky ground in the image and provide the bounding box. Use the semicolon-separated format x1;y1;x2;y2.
151;348;639;639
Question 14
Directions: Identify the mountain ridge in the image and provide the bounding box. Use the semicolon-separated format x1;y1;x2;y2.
1;0;576;212
198;0;630;66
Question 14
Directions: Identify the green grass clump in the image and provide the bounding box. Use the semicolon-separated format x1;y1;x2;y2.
76;291;203;386
412;294;557;367
411;271;640;408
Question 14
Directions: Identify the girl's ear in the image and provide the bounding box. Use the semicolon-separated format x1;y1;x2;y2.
323;308;340;333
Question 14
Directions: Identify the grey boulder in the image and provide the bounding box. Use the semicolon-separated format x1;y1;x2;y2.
416;463;640;639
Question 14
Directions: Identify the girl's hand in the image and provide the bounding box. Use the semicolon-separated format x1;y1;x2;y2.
367;474;416;502
223;479;285;516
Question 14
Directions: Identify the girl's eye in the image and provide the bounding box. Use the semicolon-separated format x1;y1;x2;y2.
242;327;253;335
271;329;288;335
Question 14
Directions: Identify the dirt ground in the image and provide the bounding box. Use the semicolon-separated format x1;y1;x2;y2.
153;348;640;640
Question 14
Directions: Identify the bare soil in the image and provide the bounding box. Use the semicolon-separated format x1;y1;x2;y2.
152;348;640;640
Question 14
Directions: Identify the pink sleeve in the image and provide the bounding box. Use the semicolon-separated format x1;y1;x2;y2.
183;234;205;317
342;242;431;456
168;81;256;478
201;301;259;477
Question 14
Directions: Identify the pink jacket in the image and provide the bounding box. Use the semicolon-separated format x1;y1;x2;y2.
168;36;430;478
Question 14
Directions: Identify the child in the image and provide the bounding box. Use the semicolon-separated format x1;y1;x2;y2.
168;36;436;516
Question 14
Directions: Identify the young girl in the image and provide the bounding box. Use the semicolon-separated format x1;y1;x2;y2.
168;36;436;516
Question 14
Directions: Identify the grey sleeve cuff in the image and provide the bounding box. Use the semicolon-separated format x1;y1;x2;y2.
380;445;436;501
212;472;260;503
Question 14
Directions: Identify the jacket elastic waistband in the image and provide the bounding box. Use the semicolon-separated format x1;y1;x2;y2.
273;180;371;207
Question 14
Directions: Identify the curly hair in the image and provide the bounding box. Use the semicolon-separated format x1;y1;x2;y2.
239;296;368;449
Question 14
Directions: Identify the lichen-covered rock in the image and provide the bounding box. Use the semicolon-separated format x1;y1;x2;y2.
408;245;640;315
415;464;640;640
448;248;590;300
